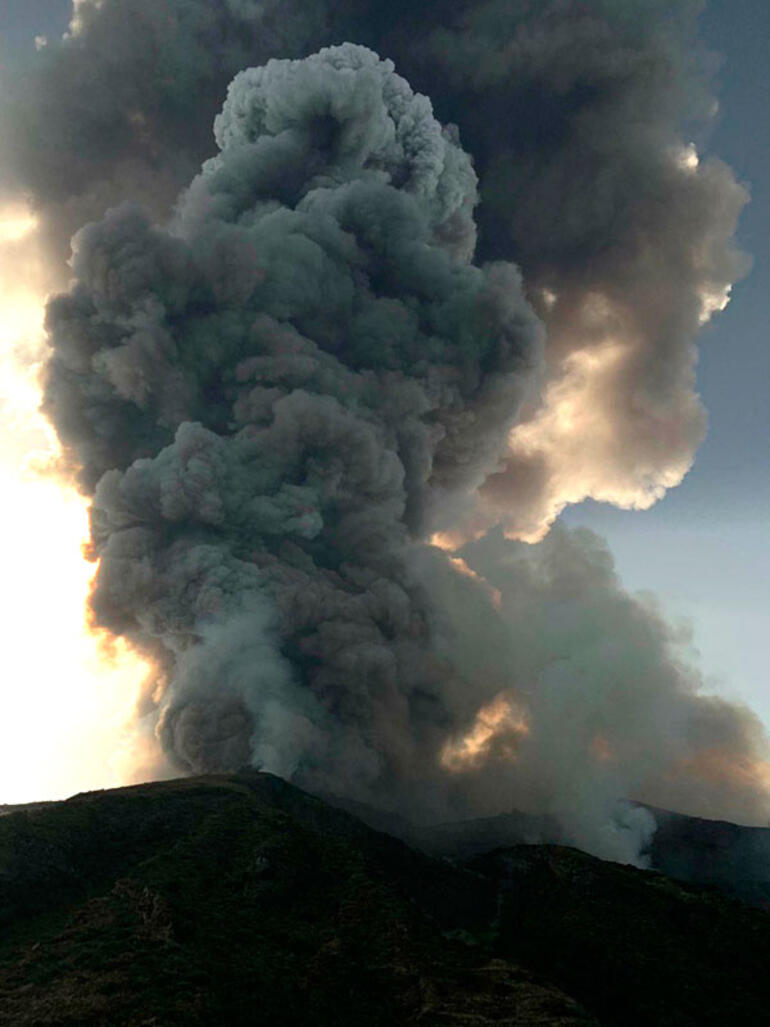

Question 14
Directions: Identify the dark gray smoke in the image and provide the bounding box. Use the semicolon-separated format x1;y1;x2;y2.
2;1;766;861
0;0;327;267
43;43;542;820
366;0;749;538
3;0;748;535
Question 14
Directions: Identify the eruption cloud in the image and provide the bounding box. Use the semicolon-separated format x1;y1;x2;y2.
3;0;749;536
1;0;766;861
43;42;543;818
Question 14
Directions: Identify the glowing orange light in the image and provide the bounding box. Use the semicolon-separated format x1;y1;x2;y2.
440;693;530;771
445;554;502;610
430;531;460;552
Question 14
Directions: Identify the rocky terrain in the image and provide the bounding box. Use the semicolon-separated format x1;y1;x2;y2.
1;773;769;1025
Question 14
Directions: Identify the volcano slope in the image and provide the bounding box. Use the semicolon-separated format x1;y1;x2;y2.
1;772;769;1026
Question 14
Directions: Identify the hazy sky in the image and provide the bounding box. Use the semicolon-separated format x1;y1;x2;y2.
0;0;766;808
562;0;770;725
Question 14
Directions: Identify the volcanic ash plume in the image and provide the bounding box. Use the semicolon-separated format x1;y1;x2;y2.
365;0;750;540
39;40;770;863
43;44;542;816
17;4;767;863
0;0;330;278
4;1;749;533
419;526;770;858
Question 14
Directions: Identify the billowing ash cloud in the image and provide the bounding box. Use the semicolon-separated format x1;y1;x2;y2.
420;526;770;857
0;0;327;270
367;0;749;539
43;43;542;819
3;0;749;536
2;1;766;862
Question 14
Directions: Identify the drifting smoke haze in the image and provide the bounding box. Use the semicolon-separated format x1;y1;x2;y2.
0;0;766;862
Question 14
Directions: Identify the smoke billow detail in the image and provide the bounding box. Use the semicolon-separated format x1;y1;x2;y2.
3;0;749;538
2;1;766;862
43;43;542;818
371;0;750;540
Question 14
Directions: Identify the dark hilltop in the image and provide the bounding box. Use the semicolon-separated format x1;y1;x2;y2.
2;772;770;1026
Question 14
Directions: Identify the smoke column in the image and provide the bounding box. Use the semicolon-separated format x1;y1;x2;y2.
1;1;766;862
42;42;543;816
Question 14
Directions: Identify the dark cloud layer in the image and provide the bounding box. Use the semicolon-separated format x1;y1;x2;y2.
1;1;765;861
3;0;748;536
1;0;326;256
367;0;749;537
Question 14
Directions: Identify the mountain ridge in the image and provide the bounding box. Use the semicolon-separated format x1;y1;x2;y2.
2;772;770;1025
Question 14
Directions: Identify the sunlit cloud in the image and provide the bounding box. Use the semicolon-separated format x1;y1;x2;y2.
440;693;530;772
